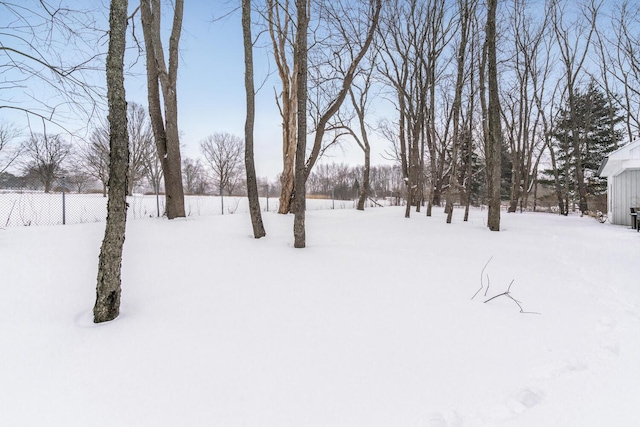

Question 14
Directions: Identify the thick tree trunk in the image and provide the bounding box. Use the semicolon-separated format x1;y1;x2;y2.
94;0;129;323
242;0;266;238
266;0;298;215
277;85;297;213
278;122;296;213
293;0;308;248
486;0;501;231
140;0;186;219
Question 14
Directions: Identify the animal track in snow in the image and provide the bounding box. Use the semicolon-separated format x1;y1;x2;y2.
423;410;462;427
528;358;589;381
596;316;616;333
505;387;545;415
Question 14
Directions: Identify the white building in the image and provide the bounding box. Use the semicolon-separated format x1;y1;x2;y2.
598;140;640;226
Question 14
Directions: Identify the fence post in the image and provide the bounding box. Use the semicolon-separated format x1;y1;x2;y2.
155;182;160;217
62;176;66;225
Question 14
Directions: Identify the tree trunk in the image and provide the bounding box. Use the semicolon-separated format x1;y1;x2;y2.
242;0;266;238
357;145;370;211
266;0;298;215
446;0;471;224
486;0;501;231
94;0;129;323
140;0;186;219
568;89;589;214
293;0;308;248
278;124;296;214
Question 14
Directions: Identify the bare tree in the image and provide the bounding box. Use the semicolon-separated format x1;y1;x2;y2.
305;0;382;177
500;0;549;213
484;0;502;231
94;0;130;324
264;0;299;214
20;132;72;193
605;0;640;141
293;0;308;248
143;136;163;194
127;102;154;195
550;0;600;214
347;57;377;211
82;121;110;196
290;0;381;247
140;0;186;219
66;169;93;193
243;0;266;238
182;157;208;195
200;133;244;214
0;120;21;174
377;0;454;218
0;2;103;132
445;0;475;224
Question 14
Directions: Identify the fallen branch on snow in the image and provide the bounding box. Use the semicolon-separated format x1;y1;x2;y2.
472;257;540;315
483;279;540;314
471;256;493;300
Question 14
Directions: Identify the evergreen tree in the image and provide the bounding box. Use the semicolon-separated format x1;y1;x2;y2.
546;82;623;208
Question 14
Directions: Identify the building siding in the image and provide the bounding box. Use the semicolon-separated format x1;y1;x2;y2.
611;169;640;226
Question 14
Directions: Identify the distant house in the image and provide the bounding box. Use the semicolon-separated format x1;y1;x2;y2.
598;140;640;226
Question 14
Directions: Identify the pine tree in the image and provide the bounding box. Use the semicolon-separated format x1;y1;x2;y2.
547;82;623;208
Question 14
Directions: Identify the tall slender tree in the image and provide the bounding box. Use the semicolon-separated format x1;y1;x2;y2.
485;0;502;231
94;0;129;323
445;0;474;224
293;0;308;248
127;102;154;195
265;0;299;214
243;0;266;238
551;0;599;214
140;0;186;219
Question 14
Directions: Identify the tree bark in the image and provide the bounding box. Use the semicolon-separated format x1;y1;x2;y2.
266;0;298;215
94;0;129;323
486;0;502;231
243;0;266;238
446;0;472;224
140;0;186;219
357;145;370;211
293;0;308;248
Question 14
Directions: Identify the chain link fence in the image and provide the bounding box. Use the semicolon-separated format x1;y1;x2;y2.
1;178;387;228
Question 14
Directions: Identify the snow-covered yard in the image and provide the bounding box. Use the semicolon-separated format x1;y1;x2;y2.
1;206;639;426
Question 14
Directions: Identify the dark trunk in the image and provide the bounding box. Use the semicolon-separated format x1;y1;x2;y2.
140;0;186;219
356;145;370;211
293;0;308;248
94;0;129;323
242;0;266;238
486;0;501;231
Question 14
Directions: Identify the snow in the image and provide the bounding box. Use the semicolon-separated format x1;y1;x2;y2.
1;206;639;426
